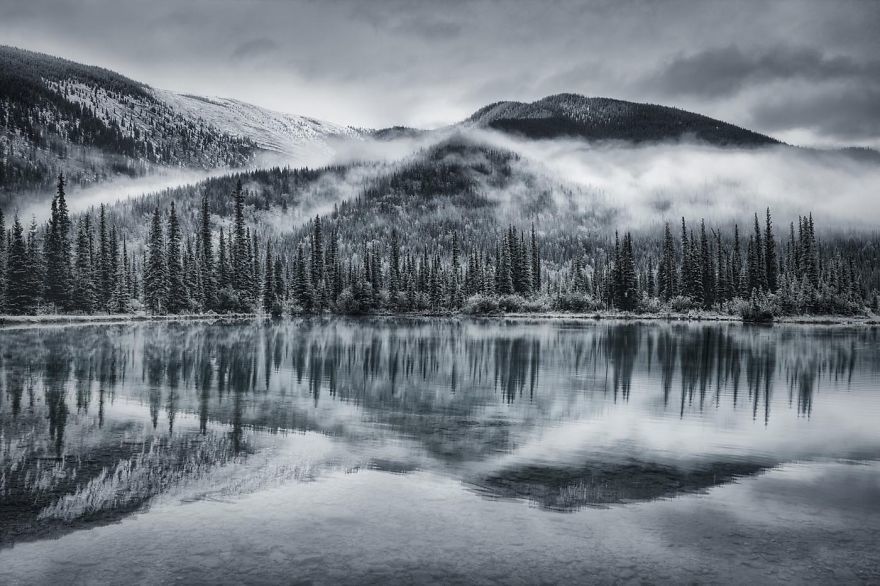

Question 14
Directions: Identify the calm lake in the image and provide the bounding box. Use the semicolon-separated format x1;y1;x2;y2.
1;318;879;584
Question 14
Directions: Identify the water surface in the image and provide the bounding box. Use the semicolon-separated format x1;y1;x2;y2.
1;318;879;583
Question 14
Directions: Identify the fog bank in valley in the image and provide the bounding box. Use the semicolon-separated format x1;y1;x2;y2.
468;130;880;232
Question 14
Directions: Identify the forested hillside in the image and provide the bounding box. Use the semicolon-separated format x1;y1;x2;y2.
2;134;879;320
0;46;258;194
0;46;360;198
465;94;781;146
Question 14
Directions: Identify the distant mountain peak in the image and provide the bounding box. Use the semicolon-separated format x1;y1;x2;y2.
464;93;780;147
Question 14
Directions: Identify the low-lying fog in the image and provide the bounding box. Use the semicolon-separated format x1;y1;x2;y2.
39;130;880;234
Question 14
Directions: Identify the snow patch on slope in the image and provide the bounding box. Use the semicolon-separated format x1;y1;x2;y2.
152;89;363;164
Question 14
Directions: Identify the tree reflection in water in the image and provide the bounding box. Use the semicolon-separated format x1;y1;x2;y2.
0;319;877;539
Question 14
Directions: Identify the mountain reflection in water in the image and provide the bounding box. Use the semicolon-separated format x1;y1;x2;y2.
1;318;878;545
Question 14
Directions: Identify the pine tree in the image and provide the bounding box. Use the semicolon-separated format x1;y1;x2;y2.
615;233;637;311
388;229;401;304
251;230;260;307
765;207;778;292
6;215;35;315
495;237;514;295
25;217;43;307
715;230;729;302
747;236;758;294
72;217;96;313
680;218;691;299
517;231;532;295
531;224;541;293
700;220;714;308
293;244;312;309
802;213;819;288
183;239;199;311
688;229;703;302
733;223;744;297
659;222;676;300
450;231;462;306
199;194;217;310
98;204;111;308
325;227;340;302
108;227;119;305
110;238;131;313
311;215;324;286
263;239;276;314
165;202;186;314
232;180;249;295
429;251;442;308
217;227;229;290
44;173;72;310
273;255;285;305
753;213;767;291
144;207;167;314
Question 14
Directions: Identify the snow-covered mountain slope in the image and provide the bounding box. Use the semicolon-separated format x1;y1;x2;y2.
0;45;362;195
152;90;362;162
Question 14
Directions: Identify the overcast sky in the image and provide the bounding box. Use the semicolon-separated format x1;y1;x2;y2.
2;0;878;147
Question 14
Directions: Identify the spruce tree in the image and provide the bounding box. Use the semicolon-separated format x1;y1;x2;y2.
44;173;72;310
753;213;767;291
531;224;541;293
450;231;461;306
659;222;676;300
110;238;131;313
217;227;229;290
716;231;728;302
615;233;637;311
263;240;276;313
199;194;217;310
733;223;744;297
293;244;312;309
747;236;758;294
144;207;167;314
165;202;185;314
679;218;691;299
700;220;713;308
765;208;778;292
311;215;324;286
6;215;34;315
232;180;249;295
25;217;43;307
806;213;819;288
497;240;514;295
251;229;260;307
388;229;401;303
273;255;285;305
325;227;340;302
98;204;111;308
72;217;96;313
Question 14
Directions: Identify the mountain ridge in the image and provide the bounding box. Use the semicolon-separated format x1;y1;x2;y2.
0;45;360;196
5;44;876;204
462;93;781;146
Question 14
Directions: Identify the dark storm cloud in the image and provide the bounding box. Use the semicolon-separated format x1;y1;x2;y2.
752;86;880;141
0;0;878;146
644;45;880;98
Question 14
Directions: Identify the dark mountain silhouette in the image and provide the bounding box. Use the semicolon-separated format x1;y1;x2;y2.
463;93;781;146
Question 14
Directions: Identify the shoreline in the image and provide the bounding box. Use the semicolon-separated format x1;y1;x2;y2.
1;311;877;329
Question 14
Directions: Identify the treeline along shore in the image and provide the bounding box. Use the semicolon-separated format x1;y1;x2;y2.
1;174;879;323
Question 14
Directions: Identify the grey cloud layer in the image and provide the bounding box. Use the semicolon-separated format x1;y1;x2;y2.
644;46;880;98
0;0;877;146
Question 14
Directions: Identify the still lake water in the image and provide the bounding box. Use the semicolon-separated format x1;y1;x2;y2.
1;318;879;584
